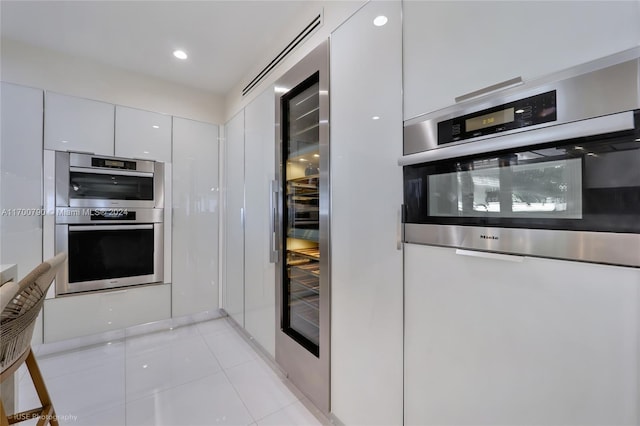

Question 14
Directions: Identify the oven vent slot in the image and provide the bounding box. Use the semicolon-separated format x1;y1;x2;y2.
241;12;323;97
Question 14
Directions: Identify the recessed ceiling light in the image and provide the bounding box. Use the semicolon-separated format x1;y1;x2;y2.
373;16;388;26
299;158;307;162
173;50;188;60
143;151;150;154
61;140;68;144
152;125;159;129
313;154;320;158
372;116;380;120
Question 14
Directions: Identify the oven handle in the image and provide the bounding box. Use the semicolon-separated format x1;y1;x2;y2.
69;167;154;178
399;110;635;166
69;224;154;231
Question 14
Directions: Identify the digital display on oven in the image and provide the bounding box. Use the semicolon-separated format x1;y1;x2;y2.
465;108;515;132
104;159;125;168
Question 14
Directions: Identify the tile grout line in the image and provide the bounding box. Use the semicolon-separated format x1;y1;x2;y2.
197;320;258;424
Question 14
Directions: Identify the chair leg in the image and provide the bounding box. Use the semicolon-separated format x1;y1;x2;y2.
24;350;58;426
1;399;9;426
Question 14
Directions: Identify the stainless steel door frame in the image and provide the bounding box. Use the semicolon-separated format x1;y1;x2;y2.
274;39;330;414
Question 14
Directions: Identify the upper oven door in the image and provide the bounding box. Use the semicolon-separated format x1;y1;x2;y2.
403;110;640;234
56;152;164;208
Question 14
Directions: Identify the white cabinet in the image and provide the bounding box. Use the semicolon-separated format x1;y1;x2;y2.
172;117;219;317
403;1;640;120
43;283;171;342
404;244;640;425
1;83;43;280
243;86;276;357
44;91;114;155
115;105;171;162
223;111;245;326
329;2;403;424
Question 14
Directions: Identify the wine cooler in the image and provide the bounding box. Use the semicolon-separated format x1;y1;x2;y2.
273;39;330;413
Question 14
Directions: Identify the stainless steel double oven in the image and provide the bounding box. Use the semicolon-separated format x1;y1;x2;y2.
54;152;164;295
401;48;640;268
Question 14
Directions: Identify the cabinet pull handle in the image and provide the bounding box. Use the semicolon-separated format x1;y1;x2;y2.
455;249;524;263
455;77;523;103
269;180;279;263
396;206;403;251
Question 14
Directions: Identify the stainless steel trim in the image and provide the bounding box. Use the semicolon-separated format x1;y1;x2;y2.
403;54;640;155
455;76;523;103
404;223;640;268
69;152;156;173
399;111;635;166
274;38;330;414
55;222;164;295
153;161;165;209
68;224;153;232
269;179;279;263
55;207;163;224
68;199;159;209
69;166;154;178
455;248;524;263
55;151;70;207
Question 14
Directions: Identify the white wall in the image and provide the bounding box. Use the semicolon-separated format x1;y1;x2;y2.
222;0;365;122
1;38;224;124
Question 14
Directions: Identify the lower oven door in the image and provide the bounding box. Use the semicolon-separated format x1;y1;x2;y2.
55;223;164;295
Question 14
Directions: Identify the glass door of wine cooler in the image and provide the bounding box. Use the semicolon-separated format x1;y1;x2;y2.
282;74;321;355
274;39;329;414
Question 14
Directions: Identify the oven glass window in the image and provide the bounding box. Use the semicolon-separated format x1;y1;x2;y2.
427;157;582;219
404;125;640;233
68;227;154;283
69;172;153;200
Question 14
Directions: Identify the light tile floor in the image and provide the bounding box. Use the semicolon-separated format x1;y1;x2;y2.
16;317;326;426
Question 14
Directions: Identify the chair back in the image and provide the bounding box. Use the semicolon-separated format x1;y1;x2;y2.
0;253;67;373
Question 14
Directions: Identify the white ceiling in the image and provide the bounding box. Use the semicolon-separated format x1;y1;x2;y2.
0;1;320;96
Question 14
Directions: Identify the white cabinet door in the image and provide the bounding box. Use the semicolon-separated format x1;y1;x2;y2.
43;283;171;342
172;117;219;317
115;106;171;162
330;2;404;425
403;1;640;120
224;111;245;326
44;91;114;155
1;82;43;280
244;86;276;357
404;244;640;425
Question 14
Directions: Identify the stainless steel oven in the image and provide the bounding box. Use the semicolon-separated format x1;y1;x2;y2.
55;208;163;295
401;48;640;268
56;152;164;209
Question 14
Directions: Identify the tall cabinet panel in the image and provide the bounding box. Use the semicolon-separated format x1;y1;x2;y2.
172;117;219;317
329;2;403;424
244;86;276;356
44;91;114;155
275;40;330;414
224;111;245;326
0;82;43;279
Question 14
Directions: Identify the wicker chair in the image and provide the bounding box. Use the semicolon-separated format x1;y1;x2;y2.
0;253;66;426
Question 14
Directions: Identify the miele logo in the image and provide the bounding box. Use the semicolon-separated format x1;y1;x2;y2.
480;235;499;240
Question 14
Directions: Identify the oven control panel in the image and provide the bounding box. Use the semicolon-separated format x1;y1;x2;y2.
437;91;557;145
